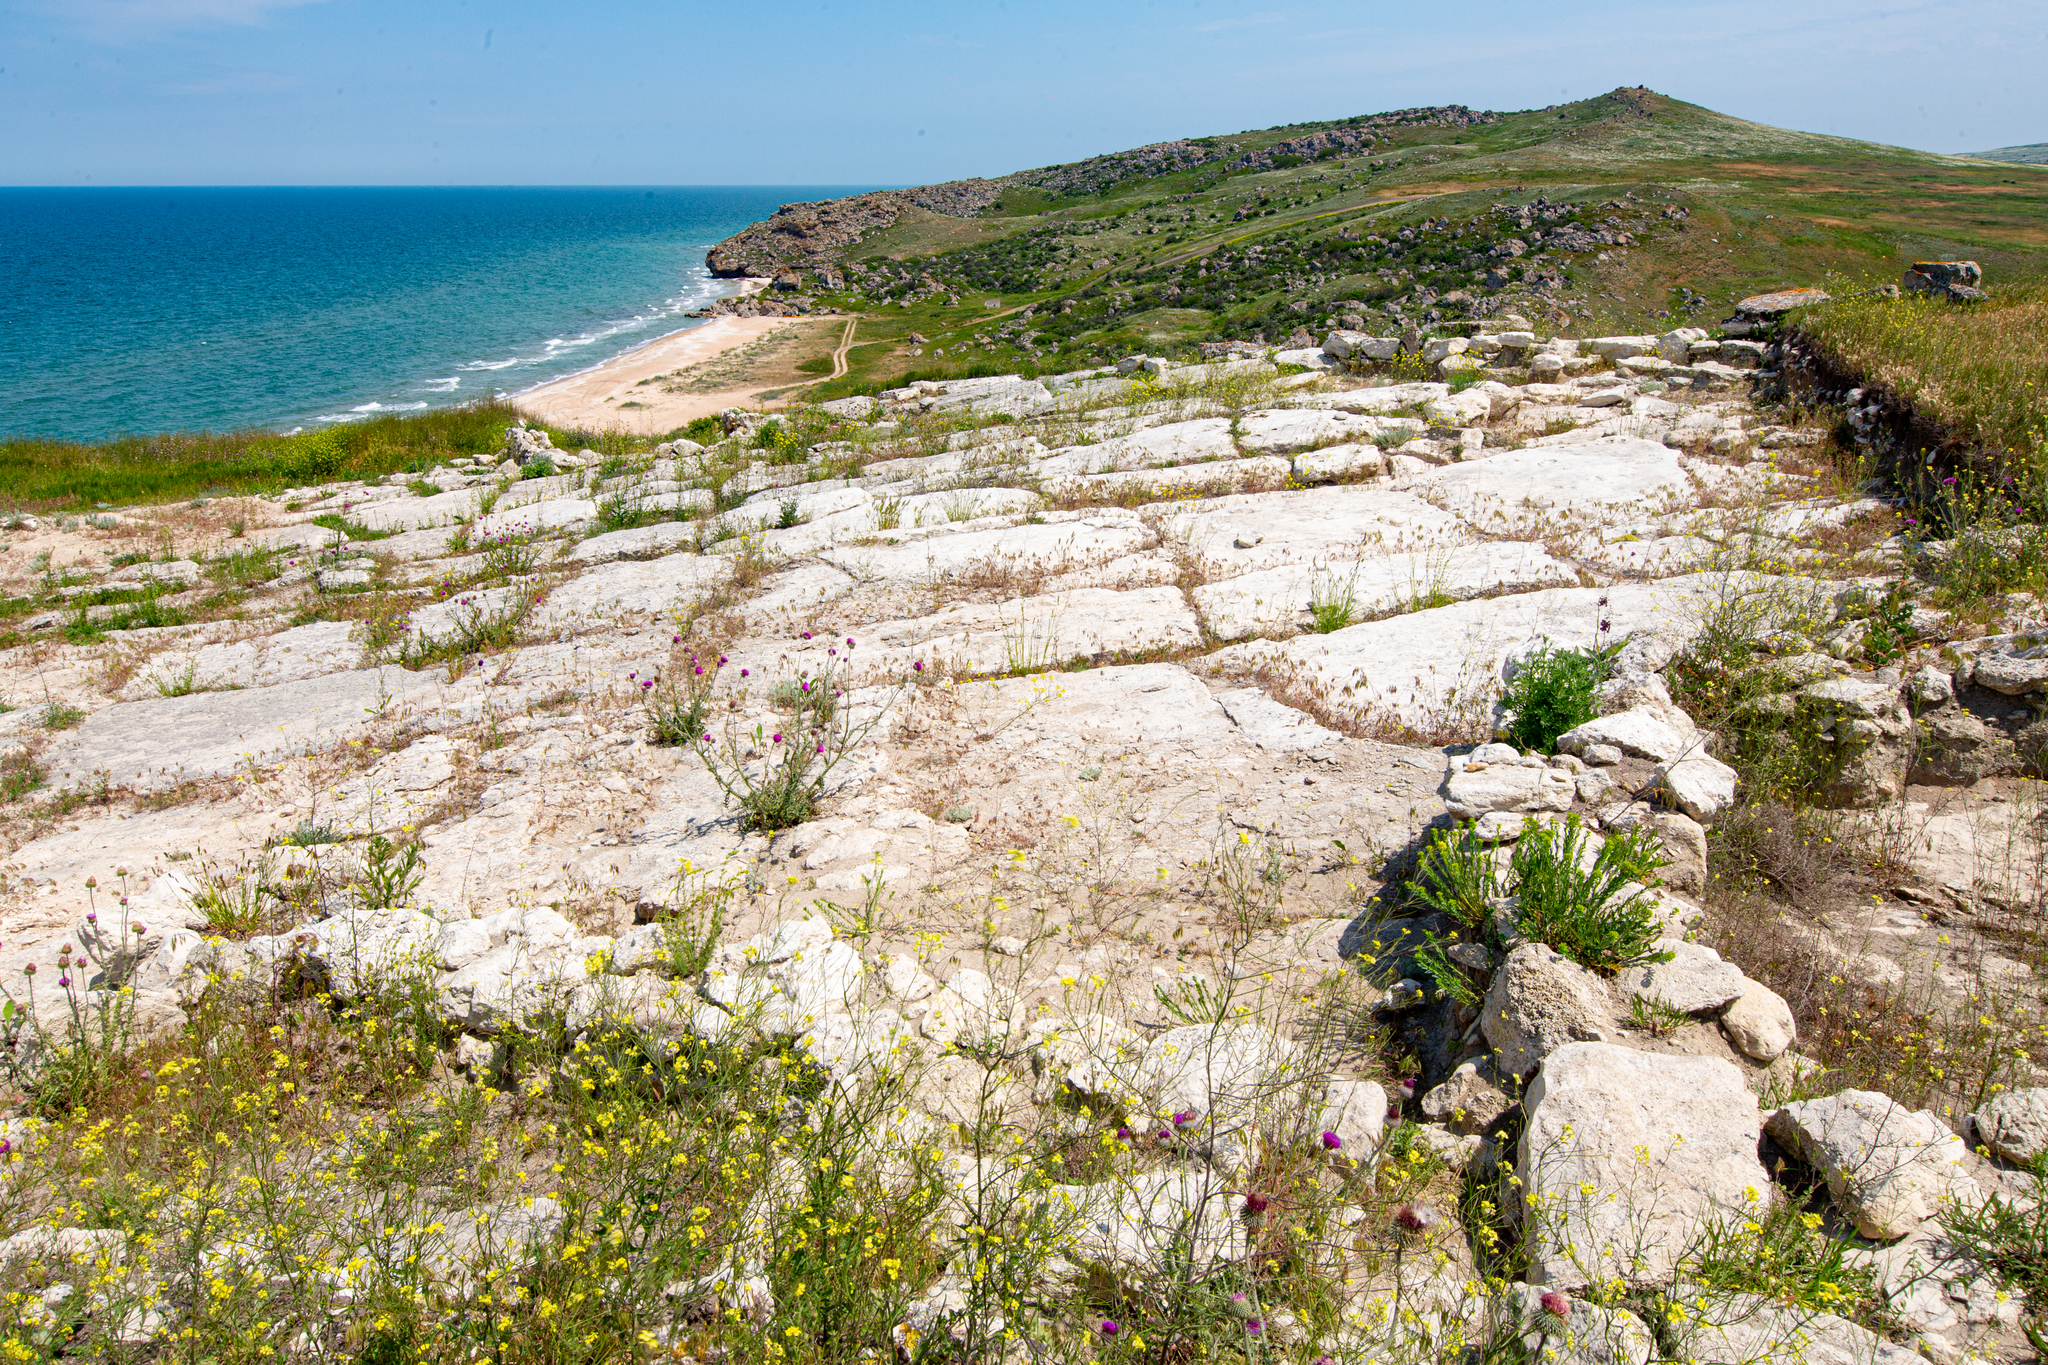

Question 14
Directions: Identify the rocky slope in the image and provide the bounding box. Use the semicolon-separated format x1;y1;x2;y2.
0;319;2043;1360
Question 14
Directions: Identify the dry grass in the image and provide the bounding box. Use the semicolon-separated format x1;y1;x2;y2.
1795;281;2048;459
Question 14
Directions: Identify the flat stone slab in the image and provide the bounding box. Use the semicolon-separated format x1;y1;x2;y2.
1157;486;1467;579
1193;542;1575;641
352;487;480;533
40;666;457;793
571;523;701;565
1210;575;1743;738
533;555;736;631
779;587;1201;679
1214;688;1341;752
121;620;363;700
818;515;1153;591
1400;438;1692;535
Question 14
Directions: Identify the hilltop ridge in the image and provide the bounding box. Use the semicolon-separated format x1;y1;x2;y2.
699;87;2046;394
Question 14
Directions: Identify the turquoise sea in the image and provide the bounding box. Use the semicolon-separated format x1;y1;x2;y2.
0;187;873;443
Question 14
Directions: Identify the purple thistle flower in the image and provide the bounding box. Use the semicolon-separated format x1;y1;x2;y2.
1245;1319;1263;1336
1321;1130;1343;1150
1115;1126;1132;1141
772;733;783;744
1540;1291;1571;1319
845;637;855;648
57;977;70;989
1243;1192;1269;1214
1396;1202;1436;1232
1098;1320;1118;1337
912;660;923;672
1227;1292;1255;1319
740;669;749;677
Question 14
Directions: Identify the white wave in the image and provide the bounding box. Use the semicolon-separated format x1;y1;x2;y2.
421;377;461;393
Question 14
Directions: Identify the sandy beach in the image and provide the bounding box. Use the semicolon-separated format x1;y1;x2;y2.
509;313;811;436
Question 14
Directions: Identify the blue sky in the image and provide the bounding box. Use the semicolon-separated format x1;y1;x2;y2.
3;0;2042;185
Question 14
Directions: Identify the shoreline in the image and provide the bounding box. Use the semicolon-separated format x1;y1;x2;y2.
510;278;822;436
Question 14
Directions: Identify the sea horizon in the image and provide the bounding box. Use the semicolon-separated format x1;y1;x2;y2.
0;185;886;444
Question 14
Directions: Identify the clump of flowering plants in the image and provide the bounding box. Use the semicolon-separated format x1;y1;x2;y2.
686;636;908;831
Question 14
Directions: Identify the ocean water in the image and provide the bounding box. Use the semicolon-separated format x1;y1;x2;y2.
0;186;874;443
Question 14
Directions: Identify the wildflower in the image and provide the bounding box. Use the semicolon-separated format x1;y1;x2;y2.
694;666;704;675
1395;1202;1435;1232
772;733;784;744
1246;1319;1263;1336
1321;1130;1342;1150
719;655;727;664
21;965;32;976
1243;1192;1270;1214
1116;1126;1132;1141
846;637;855;647
1172;1110;1194;1127
741;669;750;677
1228;1292;1256;1319
912;660;923;672
1540;1291;1571;1319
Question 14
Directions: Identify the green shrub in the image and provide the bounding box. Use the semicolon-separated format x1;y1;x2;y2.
1510;817;1671;974
1498;644;1603;753
1941;1168;2048;1324
1410;822;1502;928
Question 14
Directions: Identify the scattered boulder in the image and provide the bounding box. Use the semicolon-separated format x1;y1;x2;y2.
1614;940;1745;1015
1971;1088;2048;1167
1480;943;1614;1080
1651;751;1739;821
1766;1091;1973;1240
1719;977;1797;1062
1902;261;1985;304
1420;1058;1513;1134
1521;1044;1770;1288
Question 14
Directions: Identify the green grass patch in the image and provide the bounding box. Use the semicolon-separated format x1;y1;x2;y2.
0;402;525;511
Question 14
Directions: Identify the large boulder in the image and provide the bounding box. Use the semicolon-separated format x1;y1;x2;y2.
1480;943;1614;1080
1766;1091;1973;1240
1971;1088;2048;1167
1794;679;1913;808
1442;758;1576;819
1556;708;1697;763
1521;1044;1770;1288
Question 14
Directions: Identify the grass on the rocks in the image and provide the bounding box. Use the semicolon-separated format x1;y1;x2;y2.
0;403;689;513
1794;281;2048;463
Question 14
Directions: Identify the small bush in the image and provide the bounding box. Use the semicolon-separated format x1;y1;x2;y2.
1510;817;1672;975
1497;645;1603;754
1410;823;1502;928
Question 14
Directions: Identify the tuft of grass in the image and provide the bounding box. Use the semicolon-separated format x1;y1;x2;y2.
39;701;85;730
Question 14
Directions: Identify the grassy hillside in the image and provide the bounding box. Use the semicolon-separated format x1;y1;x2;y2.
743;87;2048;392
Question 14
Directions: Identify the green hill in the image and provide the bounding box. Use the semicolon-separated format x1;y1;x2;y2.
703;87;2048;395
1979;143;2048;165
